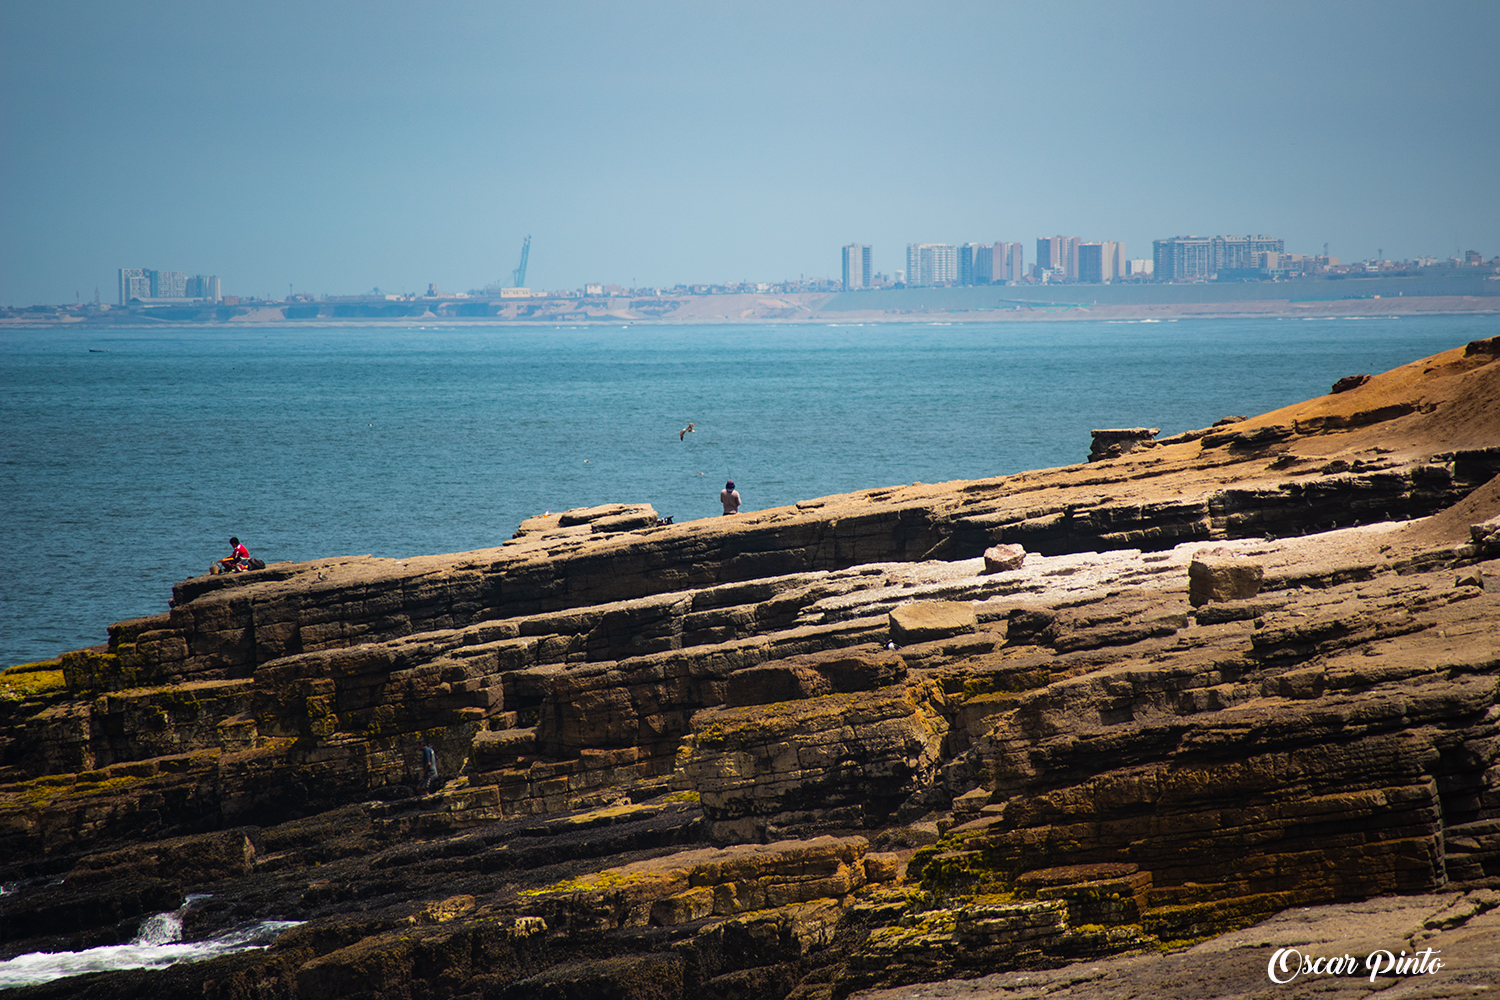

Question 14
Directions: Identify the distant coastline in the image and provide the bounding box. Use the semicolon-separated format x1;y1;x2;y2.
7;273;1500;327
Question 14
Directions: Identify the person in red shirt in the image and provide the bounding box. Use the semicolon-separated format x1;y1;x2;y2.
216;537;251;573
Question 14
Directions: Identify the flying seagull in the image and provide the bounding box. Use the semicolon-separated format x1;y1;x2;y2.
679;422;696;441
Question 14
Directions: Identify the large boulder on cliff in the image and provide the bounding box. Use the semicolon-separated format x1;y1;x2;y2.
1187;548;1264;606
982;544;1027;573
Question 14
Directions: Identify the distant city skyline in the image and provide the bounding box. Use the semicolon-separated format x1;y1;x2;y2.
3;2;1497;305
78;225;1498;306
67;232;1500;306
93;237;1499;310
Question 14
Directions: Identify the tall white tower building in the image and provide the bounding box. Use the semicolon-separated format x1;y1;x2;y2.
842;244;872;290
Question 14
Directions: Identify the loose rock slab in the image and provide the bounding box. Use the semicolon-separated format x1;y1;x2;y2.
889;601;979;644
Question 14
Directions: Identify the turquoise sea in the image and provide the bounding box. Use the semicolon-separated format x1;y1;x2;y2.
2;316;1495;666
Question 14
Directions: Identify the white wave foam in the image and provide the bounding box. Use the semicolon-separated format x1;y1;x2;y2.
132;909;183;946
0;900;299;991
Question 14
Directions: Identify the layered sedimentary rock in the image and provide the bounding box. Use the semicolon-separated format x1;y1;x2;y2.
2;338;1500;998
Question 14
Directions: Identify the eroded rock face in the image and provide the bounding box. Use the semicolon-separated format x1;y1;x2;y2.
530;835;870;932
1088;427;1160;462
680;683;949;842
2;340;1500;999
6;525;1495;997
1473;515;1500;556
55;347;1500;691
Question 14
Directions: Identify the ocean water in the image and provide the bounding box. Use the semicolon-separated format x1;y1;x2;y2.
0;893;298;989
2;315;1494;666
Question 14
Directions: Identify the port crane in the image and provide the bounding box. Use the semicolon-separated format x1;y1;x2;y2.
512;235;531;288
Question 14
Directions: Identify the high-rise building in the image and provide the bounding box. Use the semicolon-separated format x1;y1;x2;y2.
1213;236;1284;272
1078;241;1126;283
151;270;187;298
1153;235;1284;281
973;245;994;285
120;267;210;302
974;242;1024;284
1036;236;1081;280
1078;243;1105;283
1036;236;1060;273
118;268;150;305
959;244;984;286
933;244;957;284
1153;237;1214;281
996;242;1023;283
185;275;222;301
905;244;957;286
842;244;872;290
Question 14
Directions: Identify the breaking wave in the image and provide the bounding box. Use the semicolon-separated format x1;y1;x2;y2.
0;896;299;990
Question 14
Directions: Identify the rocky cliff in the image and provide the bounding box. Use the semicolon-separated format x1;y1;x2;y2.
2;337;1500;999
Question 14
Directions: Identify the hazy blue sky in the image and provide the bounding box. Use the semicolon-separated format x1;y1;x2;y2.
2;1;1497;304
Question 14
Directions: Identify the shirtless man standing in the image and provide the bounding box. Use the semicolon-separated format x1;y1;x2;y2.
720;481;741;515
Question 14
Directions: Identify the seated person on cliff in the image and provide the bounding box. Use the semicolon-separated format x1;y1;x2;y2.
215;536;250;574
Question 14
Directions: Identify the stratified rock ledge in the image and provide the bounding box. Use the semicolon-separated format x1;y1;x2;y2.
3;337;1500;999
